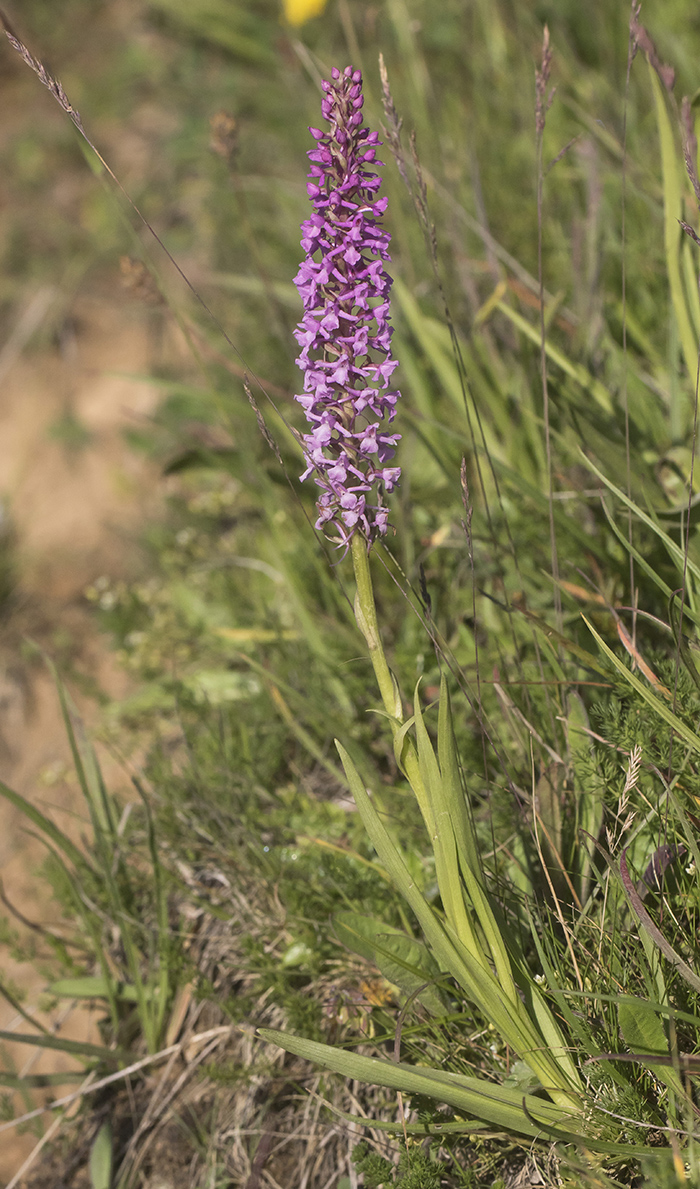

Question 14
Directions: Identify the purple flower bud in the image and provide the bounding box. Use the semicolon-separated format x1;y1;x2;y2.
293;65;401;549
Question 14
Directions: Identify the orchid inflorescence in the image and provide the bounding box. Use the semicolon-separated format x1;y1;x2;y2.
293;66;401;548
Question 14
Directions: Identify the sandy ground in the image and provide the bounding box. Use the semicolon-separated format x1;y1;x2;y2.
0;290;165;1180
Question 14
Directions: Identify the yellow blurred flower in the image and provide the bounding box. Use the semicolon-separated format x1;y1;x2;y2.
283;0;328;26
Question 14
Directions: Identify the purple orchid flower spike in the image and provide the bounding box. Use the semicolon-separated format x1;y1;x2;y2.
293;66;401;550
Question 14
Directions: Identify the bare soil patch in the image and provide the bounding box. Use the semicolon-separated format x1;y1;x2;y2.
0;287;166;1180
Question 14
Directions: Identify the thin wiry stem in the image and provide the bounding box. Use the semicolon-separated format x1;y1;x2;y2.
535;26;561;638
622;4;641;646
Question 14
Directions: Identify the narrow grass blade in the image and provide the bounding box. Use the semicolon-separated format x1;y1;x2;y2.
495;300;613;413
133;779;171;1047
620;849;700;996
0;779;93;873
579;452;700;594
598;498;700;628
583;617;700;754
0;1071;86;1088
0;1029;129;1063
567;692;603;903
52;664;117;839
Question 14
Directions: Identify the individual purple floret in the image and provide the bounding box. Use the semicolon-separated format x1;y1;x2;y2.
293;66;401;548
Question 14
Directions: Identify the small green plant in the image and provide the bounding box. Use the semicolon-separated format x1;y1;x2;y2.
353;1140;445;1189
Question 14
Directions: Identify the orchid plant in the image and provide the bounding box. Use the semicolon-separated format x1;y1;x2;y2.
260;64;616;1150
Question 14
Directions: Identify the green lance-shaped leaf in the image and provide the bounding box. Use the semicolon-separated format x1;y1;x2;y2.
259;1027;580;1140
335;741;582;1106
413;682;476;949
429;677;518;1005
567;692;603;904
649;63;697;425
48;976;152;1003
89;1121;113;1189
437;677;480;877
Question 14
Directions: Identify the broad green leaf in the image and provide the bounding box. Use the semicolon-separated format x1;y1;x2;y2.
437;677;480;878
433;676;517;1006
682;235;700;339
333;912;444;1016
618;998;685;1098
261;1029;648;1156
502;1060;541;1095
48;976;148;1003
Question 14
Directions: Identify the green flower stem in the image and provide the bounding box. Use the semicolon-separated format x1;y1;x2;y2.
351;534;433;832
351;534;401;718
